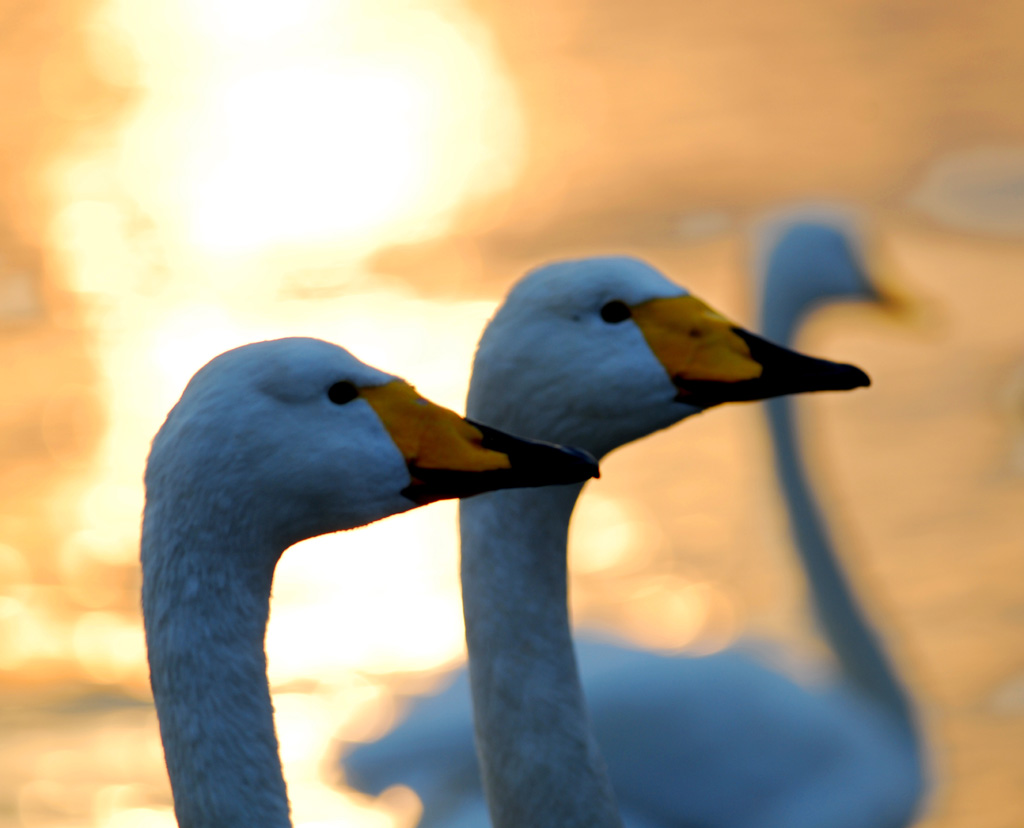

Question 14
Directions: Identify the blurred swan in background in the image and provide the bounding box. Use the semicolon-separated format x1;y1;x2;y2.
344;254;894;827
140;337;597;828
755;212;920;720
752;213;926;820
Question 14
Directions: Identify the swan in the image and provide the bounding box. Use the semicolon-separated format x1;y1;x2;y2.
343;255;908;828
140;336;598;828
756;218;921;725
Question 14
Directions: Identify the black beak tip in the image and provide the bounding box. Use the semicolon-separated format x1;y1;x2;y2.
479;426;599;484
400;428;599;505
846;364;871;389
469;419;599;485
818;361;870;392
564;445;601;480
675;330;873;406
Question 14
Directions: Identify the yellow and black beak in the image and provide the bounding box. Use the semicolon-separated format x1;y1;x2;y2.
631;295;870;408
361;381;598;505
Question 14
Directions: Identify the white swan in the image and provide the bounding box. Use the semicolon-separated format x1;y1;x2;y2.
756;218;921;727
343;255;900;828
140;336;598;828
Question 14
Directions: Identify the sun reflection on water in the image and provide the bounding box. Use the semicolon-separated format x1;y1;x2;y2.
187;63;434;252
88;0;524;261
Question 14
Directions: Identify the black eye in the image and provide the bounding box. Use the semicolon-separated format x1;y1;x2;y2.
327;381;359;405
600;300;632;323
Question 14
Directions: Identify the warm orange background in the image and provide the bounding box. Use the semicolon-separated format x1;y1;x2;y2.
1;1;1022;826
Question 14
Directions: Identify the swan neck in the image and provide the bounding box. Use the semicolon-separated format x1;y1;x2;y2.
461;484;623;828
766;395;917;736
141;507;291;828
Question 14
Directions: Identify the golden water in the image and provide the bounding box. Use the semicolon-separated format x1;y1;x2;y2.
1;0;1022;826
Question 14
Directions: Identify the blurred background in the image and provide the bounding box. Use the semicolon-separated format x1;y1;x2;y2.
1;0;1022;825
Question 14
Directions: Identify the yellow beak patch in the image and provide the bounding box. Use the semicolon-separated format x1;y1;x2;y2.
361;381;512;473
631;295;764;385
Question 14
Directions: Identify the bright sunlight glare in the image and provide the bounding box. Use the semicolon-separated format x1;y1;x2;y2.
188;64;433;252
96;0;524;259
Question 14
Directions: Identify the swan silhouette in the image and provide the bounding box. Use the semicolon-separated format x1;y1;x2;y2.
343;253;906;827
140;336;597;828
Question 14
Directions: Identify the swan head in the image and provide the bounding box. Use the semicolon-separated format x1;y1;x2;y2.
757;219;882;344
144;337;597;550
468;257;869;458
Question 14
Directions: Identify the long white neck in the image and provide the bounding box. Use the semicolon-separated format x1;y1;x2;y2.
757;297;919;755
141;498;292;828
461;484;623;828
765;394;917;737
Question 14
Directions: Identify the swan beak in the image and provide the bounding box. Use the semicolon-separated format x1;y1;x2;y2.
631;295;870;407
362;381;599;505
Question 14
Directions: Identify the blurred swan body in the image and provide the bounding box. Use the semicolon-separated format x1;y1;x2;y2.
140;336;597;828
348;637;915;828
343;253;900;827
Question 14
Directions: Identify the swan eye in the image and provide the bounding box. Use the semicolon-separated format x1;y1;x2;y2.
600;300;632;323
327;381;359;405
